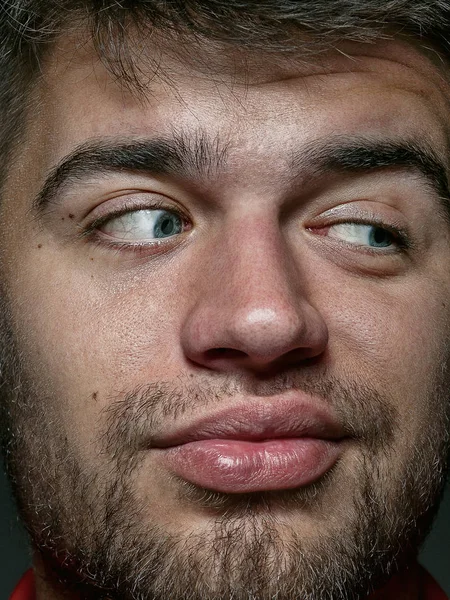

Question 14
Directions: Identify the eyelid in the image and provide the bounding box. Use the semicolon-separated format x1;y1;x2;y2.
317;201;404;223
310;201;411;237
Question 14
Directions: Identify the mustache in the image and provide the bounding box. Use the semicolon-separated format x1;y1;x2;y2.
99;371;399;460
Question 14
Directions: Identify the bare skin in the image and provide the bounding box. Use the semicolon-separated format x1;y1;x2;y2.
2;33;450;599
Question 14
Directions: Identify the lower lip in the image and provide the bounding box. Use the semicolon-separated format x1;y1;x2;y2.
162;438;342;493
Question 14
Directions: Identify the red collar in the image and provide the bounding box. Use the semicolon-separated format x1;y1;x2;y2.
9;570;35;600
10;565;448;600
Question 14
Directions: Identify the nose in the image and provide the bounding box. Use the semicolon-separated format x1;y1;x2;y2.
180;217;329;373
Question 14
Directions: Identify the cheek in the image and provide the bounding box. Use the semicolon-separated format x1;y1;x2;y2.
6;250;192;445
324;274;450;423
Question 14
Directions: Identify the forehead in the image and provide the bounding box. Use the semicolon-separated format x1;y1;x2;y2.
20;34;450;184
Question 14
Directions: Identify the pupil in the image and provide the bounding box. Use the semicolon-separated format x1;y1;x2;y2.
161;218;174;235
371;227;391;247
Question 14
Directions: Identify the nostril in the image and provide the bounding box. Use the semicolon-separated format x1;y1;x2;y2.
206;348;247;360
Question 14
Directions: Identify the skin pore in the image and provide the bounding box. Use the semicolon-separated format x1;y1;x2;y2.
1;31;450;600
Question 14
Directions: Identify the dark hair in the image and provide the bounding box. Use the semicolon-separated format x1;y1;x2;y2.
1;0;450;184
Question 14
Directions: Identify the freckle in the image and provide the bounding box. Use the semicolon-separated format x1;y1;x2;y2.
69;214;75;219
37;244;42;249
90;257;94;261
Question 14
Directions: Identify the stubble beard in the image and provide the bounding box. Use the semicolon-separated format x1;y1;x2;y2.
0;312;449;600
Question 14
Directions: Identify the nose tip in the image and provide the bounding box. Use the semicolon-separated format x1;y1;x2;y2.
220;307;321;363
181;300;328;373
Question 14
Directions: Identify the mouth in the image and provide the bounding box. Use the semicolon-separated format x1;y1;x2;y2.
151;397;348;494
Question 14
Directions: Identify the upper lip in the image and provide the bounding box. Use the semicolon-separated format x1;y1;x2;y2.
150;396;347;448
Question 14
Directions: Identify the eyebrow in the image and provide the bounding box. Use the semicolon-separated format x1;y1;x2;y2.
33;131;229;213
33;133;450;217
291;137;450;216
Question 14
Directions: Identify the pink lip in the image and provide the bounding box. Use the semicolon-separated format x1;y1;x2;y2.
152;398;347;494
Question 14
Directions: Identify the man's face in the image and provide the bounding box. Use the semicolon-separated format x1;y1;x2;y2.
1;34;450;600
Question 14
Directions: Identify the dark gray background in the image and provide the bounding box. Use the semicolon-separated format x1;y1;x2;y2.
1;466;449;598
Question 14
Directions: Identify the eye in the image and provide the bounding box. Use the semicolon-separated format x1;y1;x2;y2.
100;209;185;242
325;223;400;249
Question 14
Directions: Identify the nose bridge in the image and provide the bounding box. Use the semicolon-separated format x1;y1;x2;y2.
217;213;297;312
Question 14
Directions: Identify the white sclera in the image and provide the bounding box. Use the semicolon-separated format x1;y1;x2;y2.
327;223;394;248
102;209;184;241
